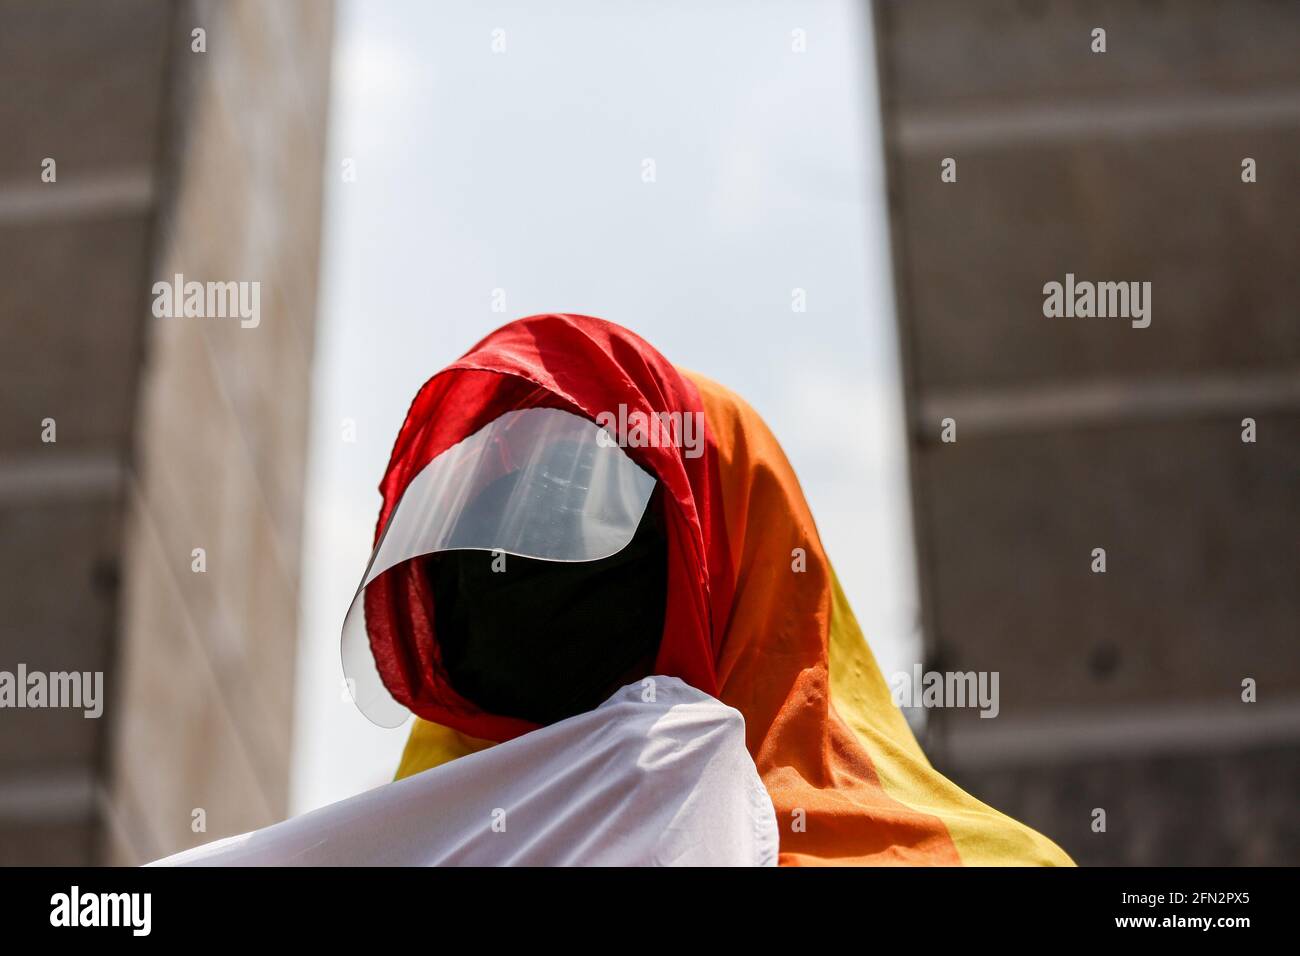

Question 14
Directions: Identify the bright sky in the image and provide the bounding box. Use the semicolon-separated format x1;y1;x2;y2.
291;0;918;813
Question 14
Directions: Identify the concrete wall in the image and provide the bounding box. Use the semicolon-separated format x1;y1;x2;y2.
0;0;173;866
0;0;333;865
872;0;1299;864
105;0;334;865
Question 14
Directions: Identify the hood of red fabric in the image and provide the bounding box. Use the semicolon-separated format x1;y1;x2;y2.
364;314;733;741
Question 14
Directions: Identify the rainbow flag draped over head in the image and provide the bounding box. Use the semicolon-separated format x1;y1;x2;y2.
369;314;1073;866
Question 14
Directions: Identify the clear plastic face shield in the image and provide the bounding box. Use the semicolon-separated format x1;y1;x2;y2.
341;407;658;727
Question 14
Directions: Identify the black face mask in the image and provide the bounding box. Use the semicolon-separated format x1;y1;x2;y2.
424;493;668;725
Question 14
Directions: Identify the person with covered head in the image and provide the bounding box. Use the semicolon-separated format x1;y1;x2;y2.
356;313;1071;867
156;313;1071;867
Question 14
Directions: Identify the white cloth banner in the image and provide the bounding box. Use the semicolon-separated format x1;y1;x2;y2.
151;677;778;867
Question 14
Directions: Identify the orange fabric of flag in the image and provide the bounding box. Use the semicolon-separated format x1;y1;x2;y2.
680;369;1072;865
390;315;1073;865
